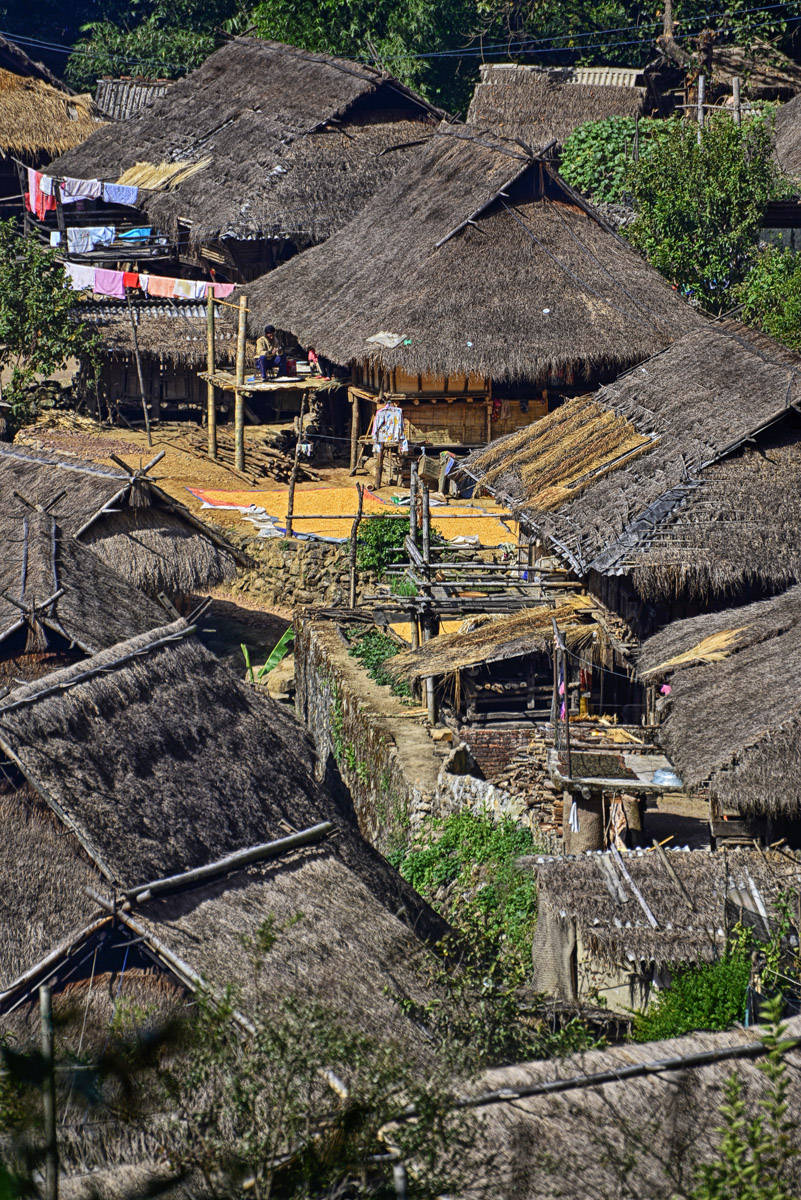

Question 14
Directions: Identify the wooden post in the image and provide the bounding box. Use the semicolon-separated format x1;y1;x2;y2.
374;446;385;490
125;290;152;447
421;483;431;570
40;985;58;1200
206;289;217;460
733;76;741;127
234;293;247;472
633;113;640;161
349;389;360;474
485;397;492;442
285;391;308;538
552;618;571;779
697;74;705;145
53;181;66;242
409;458;419;545
348;483;364;607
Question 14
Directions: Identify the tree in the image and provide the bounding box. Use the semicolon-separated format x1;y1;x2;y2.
625;112;783;312
560;115;673;204
0;221;98;434
738;245;801;354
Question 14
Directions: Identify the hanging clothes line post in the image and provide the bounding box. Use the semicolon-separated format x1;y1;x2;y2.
206;289;217;460
234;293;247;472
285;390;308;539
40;985;58;1200
125;289;152;447
697;74;705;145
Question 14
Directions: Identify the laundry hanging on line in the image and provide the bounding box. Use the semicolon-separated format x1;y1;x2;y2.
27;170;139;209
62;262;237;301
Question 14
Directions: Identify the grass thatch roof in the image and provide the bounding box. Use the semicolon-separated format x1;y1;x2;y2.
0;32;68;89
528;846;794;968
78;298;239;367
463;1013;801;1198
0;444;240;596
462;320;801;597
0;65;101;157
775;89;801;183
388;594;624;684
637;585;801;817
0;620;335;888
48;37;441;246
467;64;646;148
0;509;170;672
245;127;699;383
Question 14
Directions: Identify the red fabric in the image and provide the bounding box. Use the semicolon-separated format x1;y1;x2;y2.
26;170;57;221
122;271;140;289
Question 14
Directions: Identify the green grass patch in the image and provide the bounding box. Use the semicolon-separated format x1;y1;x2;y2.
346;627;411;698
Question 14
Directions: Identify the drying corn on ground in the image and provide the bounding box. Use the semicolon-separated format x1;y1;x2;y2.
188;484;517;544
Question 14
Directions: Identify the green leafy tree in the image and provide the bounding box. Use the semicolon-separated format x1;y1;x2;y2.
0;221;98;434
738;245;801;354
560;115;673;203
626;112;784;312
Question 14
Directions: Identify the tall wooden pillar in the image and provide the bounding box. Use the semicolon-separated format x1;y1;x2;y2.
234;293;247;472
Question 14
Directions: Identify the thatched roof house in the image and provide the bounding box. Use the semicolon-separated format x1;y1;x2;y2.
467;64;647;148
638;584;801;825
528;846;793;1009
246;125;699;450
461;1013;801;1198
0;508;169;682
0;619;444;997
94;76;174;121
48;37;441;280
0;444;241;597
461;320;801;623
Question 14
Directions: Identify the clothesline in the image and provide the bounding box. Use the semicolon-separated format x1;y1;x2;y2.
60;260;235;301
24;167;141;220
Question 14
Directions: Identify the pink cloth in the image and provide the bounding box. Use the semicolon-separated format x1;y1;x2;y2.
209;282;235;298
93;268;126;298
143;273;177;297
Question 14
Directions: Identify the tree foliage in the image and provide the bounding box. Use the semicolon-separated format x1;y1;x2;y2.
738;245;801;354
0;221;97;433
560;115;673;203
625;112;784;312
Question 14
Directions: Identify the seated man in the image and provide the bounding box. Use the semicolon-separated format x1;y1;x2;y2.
256;325;285;380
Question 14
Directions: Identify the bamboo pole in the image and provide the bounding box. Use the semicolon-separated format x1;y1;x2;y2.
349;389;360;474
409;458;419;544
349;483;364;608
206;290;217;460
285;391;308;538
234;293;247;472
125;290;152;447
697;74;705;145
733;76;741;126
40;985;58;1200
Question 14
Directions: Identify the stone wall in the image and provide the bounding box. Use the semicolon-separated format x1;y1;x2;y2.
227;536;376;608
457;725;537;779
296;617;560;854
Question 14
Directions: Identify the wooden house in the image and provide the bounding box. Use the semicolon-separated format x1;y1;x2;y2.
0;508;169;684
388;596;638;729
460;1012;801;1199
245;126;700;458
78;296;239;422
528;846;792;1012
467;63;648;150
460;320;801;636
46;37;442;283
0;444;242;598
0;619;444;1185
638;584;801;844
0;33;101;215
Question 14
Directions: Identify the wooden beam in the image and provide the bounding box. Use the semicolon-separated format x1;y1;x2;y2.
207;290;217;460
234;293;247;472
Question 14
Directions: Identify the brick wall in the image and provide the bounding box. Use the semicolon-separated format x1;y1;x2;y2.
458;725;535;779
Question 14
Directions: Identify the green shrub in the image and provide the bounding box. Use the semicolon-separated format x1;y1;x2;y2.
560;115;673;204
739;246;801;354
346;628;411;697
388;811;540;974
351;514;445;576
634;947;753;1042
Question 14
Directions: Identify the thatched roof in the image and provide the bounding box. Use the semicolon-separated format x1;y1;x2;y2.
0;620;332;887
708;38;801;99
467;64;646;148
94;76;174;122
637;585;801;817
245;127;700;383
461;320;801;598
0;65;101;157
388;594;629;684
528;846;794;968
775;90;801;183
463;1014;801;1199
0;32;67;89
0;444;240;595
0;509;170;672
78;298;239;366
48;38;441;246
